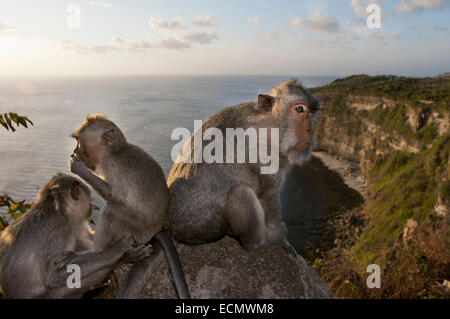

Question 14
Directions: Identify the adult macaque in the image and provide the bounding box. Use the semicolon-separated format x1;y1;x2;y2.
0;174;149;298
168;79;321;250
69;114;190;299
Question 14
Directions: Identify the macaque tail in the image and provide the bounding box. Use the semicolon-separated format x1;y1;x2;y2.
155;230;191;299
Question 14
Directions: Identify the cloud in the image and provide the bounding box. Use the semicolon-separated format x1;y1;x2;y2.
111;33;218;53
291;12;340;34
418;24;427;32
192;15;217;27
261;32;281;47
350;0;383;18
345;31;359;41
61;41;121;55
303;38;338;48
89;1;111;7
397;0;449;13
369;31;400;44
148;17;187;30
0;21;16;35
248;16;262;26
112;37;191;52
182;32;218;44
153;37;191;50
433;24;449;31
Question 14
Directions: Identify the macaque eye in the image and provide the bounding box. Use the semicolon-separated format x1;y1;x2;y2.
295;105;307;113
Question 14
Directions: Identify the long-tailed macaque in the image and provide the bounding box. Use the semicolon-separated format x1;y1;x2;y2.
69;114;190;299
168;79;321;250
0;174;149;298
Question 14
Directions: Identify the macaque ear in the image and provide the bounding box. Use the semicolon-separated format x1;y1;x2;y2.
71;181;81;200
101;128;116;147
257;94;275;112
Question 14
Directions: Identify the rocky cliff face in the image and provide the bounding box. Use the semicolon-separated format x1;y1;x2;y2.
309;75;449;298
315;86;449;179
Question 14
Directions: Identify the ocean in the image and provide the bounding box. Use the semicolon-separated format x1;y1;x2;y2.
0;75;337;251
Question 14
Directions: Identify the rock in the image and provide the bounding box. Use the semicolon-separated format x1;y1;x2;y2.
403;218;419;243
433;191;448;218
111;236;334;299
432;280;450;297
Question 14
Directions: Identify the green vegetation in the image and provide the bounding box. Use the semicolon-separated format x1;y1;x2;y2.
357;133;449;256
311;74;450;108
0;113;34;232
0;112;33;132
310;75;449;298
0;195;32;231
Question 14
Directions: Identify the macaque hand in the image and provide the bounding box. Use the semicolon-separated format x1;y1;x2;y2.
117;235;153;263
69;154;89;176
53;251;76;271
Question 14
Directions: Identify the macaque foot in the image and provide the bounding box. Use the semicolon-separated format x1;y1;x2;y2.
265;222;287;244
120;243;153;264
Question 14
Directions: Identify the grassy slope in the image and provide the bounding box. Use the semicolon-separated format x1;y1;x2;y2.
310;75;450;298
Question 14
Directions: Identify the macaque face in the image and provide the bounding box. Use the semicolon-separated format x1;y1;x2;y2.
288;99;319;152
69;180;92;219
73;135;102;170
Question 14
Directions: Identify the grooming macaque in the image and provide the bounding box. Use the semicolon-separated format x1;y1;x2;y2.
69;114;190;299
168;79;321;249
0;174;150;299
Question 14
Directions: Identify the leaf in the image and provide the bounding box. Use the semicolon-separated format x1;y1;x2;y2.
0;216;7;231
0;114;9;130
1;112;33;131
4;114;15;132
18;116;28;128
9;112;19;125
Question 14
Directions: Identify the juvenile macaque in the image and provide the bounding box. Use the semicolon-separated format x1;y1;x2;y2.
70;114;190;299
168;79;321;249
0;174;149;298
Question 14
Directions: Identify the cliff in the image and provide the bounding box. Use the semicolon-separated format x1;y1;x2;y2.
313;75;449;177
310;74;449;298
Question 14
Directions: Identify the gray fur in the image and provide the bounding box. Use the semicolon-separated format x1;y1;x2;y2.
168;79;321;249
0;173;145;299
70;114;190;299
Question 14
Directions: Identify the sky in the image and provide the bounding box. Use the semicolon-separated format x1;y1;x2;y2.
0;0;449;77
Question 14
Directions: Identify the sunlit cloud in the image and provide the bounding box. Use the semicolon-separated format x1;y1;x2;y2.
110;37;191;52
182;32;218;44
291;12;340;34
60;41;121;54
110;32;218;53
148;17;187;30
192;14;217;27
397;0;449;13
